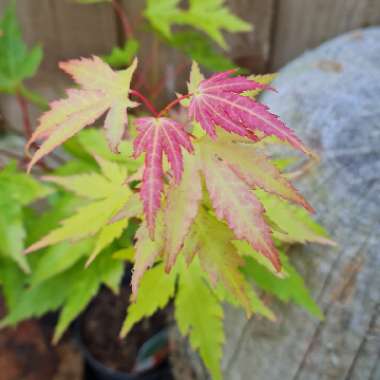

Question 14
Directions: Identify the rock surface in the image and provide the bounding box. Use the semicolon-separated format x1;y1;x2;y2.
222;27;380;380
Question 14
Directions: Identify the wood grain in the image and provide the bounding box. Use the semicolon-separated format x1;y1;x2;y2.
271;0;380;69
0;0;117;72
0;0;118;131
226;0;275;73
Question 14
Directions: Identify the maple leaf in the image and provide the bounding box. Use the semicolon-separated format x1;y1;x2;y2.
255;189;335;246
175;258;224;380
164;152;202;271
103;39;139;69
244;73;277;98
25;157;133;254
182;209;274;318
200;144;281;271
169;31;236;72
144;0;183;38
0;2;42;92
27;57;137;170
0;163;51;272
144;0;251;49
188;62;309;154
133;117;193;237
131;215;165;296
202;132;313;211
176;0;251;49
241;247;323;319
160;130;313;273
121;263;176;337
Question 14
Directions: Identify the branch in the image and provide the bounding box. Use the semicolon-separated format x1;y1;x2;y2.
111;0;134;40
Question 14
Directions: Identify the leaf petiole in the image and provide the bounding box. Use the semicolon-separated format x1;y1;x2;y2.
130;89;159;117
158;93;193;117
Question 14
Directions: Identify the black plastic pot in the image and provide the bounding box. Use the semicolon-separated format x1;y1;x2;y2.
77;327;172;380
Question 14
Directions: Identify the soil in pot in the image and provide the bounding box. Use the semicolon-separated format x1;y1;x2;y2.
81;285;172;378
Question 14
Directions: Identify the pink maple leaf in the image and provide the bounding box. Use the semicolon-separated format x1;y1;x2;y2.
188;70;309;154
133;117;193;237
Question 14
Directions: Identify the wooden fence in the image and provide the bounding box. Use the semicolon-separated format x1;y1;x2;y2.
1;0;379;70
0;0;379;107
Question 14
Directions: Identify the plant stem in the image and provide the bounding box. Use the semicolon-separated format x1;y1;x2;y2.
130;89;159;117
15;91;32;139
111;0;134;40
18;84;48;110
158;94;193;117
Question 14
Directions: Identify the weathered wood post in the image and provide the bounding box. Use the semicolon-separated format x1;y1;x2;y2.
171;27;380;380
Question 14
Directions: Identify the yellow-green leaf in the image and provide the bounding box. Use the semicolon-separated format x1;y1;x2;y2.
27;57;138;169
175;258;224;380
244;73;277;98
87;218;128;266
164;152;202;271
121;263;176;337
131;214;165;296
255;189;335;246
242;251;323;319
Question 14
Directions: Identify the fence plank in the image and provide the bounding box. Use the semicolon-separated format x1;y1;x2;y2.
226;0;275;73
0;0;117;71
0;0;118;130
271;0;380;69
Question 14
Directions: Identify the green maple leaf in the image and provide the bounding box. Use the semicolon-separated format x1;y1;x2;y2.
241;246;323;319
64;128;142;172
103;39;139;69
29;239;93;286
0;1;42;92
120;263;176;337
144;0;183;38
169;31;236;72
145;0;251;49
53;252;123;342
0;163;51;272
175;258;224;380
177;0;251;49
0;261;82;328
0;251;124;342
0;257;25;311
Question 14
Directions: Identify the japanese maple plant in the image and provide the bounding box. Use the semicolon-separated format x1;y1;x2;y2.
0;1;335;379
24;57;331;379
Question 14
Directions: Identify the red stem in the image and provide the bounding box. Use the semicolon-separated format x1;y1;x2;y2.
111;0;133;40
158;94;193;117
16;91;32;139
130;89;159;117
